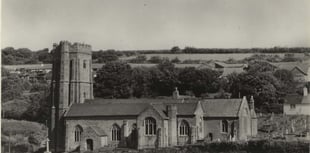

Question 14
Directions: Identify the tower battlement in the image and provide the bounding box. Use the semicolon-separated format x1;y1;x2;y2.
55;40;92;54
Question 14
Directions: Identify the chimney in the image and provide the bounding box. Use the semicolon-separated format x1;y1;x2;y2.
304;87;308;96
173;87;180;99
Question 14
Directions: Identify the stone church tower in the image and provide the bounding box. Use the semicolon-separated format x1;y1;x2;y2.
50;41;93;152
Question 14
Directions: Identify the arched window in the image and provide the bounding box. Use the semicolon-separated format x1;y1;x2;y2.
145;117;156;135
74;125;83;142
111;124;121;141
179;120;190;136
222;120;228;133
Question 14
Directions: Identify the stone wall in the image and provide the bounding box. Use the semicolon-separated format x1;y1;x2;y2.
137;107;167;149
65;117;137;151
177;117;195;145
204;117;238;141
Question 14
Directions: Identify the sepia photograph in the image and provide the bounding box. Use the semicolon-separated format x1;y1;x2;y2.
1;0;310;153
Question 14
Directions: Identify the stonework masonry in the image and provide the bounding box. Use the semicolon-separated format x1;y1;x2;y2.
50;41;93;152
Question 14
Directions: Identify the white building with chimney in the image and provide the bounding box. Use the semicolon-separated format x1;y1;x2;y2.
283;87;310;115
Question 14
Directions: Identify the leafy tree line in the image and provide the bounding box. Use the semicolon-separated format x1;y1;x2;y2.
94;61;221;98
2;47;52;65
1;59;299;123
94;60;297;113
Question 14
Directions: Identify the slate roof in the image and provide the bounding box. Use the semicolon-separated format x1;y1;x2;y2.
176;103;198;115
66;98;244;118
67;98;198;118
270;62;310;75
84;98;181;104
201;99;243;117
66;102;151;117
284;94;310;104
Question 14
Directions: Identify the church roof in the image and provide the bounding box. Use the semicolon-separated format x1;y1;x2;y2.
201;99;243;117
66;102;151;117
66;98;244;118
84;98;181;104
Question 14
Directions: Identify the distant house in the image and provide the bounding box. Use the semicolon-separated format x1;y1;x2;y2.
214;62;247;78
270;62;310;82
283;87;310;115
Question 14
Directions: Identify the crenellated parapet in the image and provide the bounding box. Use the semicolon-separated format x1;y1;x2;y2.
54;40;92;54
71;42;92;53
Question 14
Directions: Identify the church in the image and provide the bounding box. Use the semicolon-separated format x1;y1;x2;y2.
49;41;257;152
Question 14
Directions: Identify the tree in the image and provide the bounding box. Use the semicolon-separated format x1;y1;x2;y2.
170;46;181;53
131;67;151;97
178;67;220;97
22;90;50;123
1;76;25;102
94;62;132;98
171;57;181;63
245;61;276;74
274;69;295;94
36;48;52;63
228;72;281;112
148;62;179;96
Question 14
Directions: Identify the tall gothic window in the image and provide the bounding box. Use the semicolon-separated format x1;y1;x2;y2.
111;124;121;141
222;120;228;133
145;117;156;135
179;120;190;136
74;125;83;142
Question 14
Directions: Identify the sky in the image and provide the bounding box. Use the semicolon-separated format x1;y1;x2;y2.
2;0;310;51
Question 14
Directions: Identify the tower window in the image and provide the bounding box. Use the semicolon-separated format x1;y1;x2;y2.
84;92;86;98
111;124;121;141
145;117;156;135
74;125;83;142
83;60;87;68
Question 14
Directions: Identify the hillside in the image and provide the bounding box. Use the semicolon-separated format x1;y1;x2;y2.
1;119;48;153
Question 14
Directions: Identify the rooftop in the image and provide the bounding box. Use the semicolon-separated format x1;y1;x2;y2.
66;98;244;118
